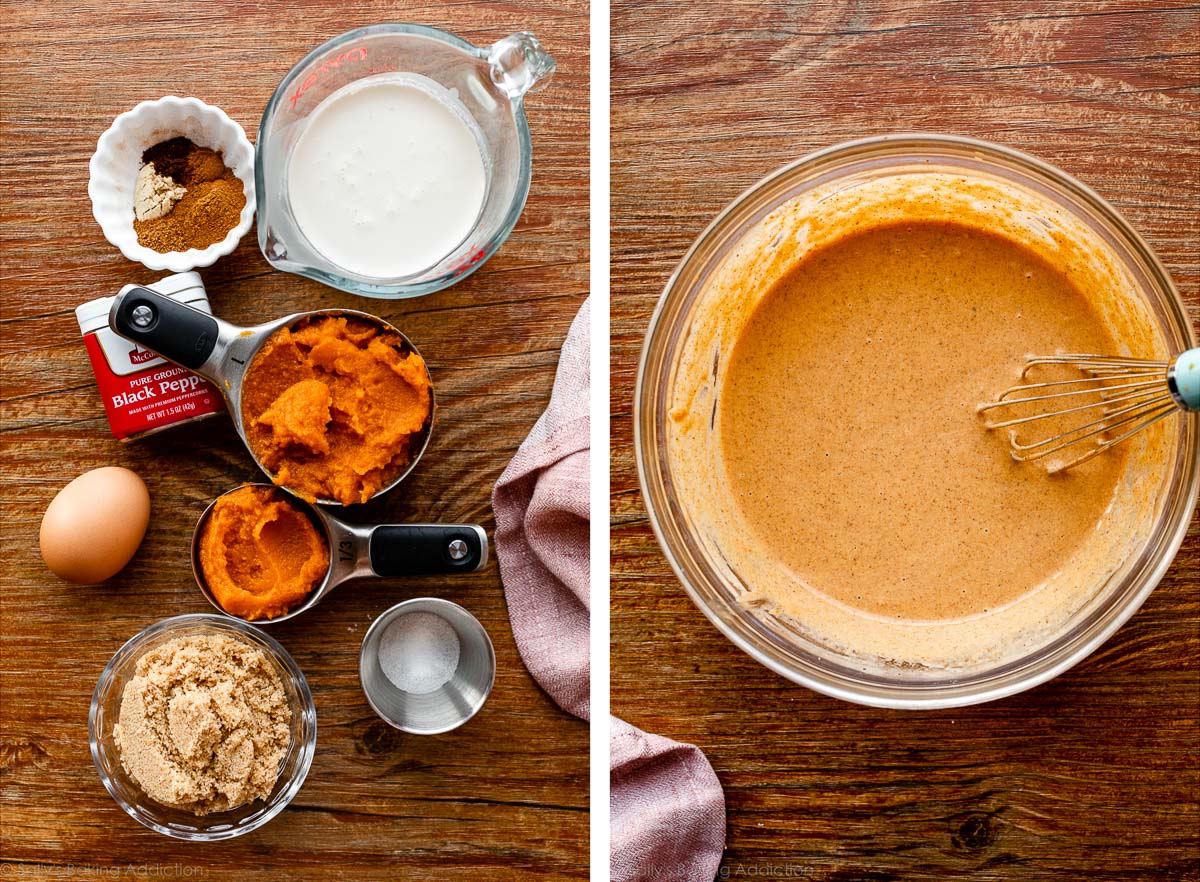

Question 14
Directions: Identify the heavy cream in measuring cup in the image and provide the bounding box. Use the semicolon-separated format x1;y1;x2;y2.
287;74;487;279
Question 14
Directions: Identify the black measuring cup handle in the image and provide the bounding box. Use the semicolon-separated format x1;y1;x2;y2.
369;525;488;576
109;286;221;370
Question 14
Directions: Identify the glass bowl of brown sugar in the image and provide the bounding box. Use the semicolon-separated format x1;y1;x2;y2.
89;614;316;840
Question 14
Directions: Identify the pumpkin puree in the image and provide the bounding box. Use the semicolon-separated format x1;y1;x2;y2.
198;485;329;621
241;315;433;505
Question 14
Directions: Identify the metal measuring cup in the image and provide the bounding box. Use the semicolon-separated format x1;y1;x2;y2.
359;598;496;734
109;286;432;505
192;484;488;624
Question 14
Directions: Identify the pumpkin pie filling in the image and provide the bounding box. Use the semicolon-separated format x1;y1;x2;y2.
667;173;1173;671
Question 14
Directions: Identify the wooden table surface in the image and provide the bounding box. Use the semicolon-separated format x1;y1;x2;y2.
0;2;587;879
612;2;1199;880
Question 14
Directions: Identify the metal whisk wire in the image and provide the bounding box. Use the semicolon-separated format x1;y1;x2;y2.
978;350;1200;473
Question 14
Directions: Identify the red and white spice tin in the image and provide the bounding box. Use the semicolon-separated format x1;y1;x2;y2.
76;272;224;441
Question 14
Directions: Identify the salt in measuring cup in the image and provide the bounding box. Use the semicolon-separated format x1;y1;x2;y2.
108;285;433;506
256;24;555;298
360;598;496;734
192;484;487;624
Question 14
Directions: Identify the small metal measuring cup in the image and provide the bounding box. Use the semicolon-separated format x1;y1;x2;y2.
109;286;432;505
360;598;495;734
192;484;487;624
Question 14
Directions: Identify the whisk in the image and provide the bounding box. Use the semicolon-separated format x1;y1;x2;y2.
978;348;1200;473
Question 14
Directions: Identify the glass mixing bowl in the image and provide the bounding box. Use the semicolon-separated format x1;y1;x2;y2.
89;614;317;840
635;133;1199;709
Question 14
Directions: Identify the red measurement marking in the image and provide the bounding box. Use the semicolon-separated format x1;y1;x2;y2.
448;247;488;277
289;46;368;109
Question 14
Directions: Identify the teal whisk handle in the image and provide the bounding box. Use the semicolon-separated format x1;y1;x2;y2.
1170;347;1200;410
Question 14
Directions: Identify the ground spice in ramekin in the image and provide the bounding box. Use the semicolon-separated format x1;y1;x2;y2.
134;137;245;253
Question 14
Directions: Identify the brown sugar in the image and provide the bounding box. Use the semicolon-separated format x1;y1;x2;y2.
112;633;292;815
134;137;246;253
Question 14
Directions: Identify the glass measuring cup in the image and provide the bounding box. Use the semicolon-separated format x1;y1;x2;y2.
256;24;556;298
192;484;488;624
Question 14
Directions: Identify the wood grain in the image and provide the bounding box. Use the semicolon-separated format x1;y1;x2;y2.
611;2;1199;880
0;1;587;879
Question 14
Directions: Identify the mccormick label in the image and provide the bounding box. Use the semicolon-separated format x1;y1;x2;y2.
78;279;225;441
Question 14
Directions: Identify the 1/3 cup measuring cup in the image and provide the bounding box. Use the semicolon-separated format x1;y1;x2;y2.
256;24;555;298
192;484;487;624
108;286;433;506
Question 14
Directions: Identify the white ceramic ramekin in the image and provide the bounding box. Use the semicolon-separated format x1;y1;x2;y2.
89;96;255;272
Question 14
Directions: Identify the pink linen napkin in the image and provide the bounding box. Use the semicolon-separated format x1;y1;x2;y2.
492;297;726;879
611;717;726;882
493;298;591;719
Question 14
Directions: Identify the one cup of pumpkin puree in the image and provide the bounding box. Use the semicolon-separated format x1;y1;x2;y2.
240;314;433;506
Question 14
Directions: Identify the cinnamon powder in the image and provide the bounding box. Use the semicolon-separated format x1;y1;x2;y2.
134;137;246;253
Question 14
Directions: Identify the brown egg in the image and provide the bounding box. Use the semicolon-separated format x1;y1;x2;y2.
40;467;151;584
